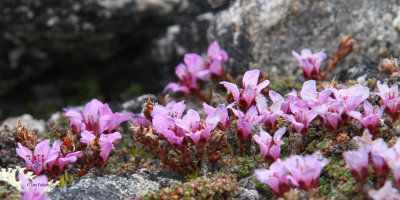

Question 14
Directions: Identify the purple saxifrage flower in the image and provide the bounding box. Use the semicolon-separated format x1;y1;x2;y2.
313;100;345;130
16;139;59;175
348;101;385;134
175;109;219;145
255;159;292;196
253;127;286;162
292;49;326;80
284;153;328;190
375;81;400;116
343;149;369;180
64;99;131;135
80;130;122;163
256;95;284;130
231;106;264;143
207;41;228;76
18;173;50;200
300;80;332;107
330;84;370;113
285;101;317;134
220;69;270;110
163;54;208;94
203;102;229;129
47;140;83;171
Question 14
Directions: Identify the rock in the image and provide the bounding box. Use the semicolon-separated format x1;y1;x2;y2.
236;187;260;200
152;0;400;82
1;114;46;134
48;168;184;200
0;0;224;119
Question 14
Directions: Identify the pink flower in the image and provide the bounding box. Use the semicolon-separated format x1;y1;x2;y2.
313;100;345;129
151;100;186;119
292;49;326;80
385;141;400;186
207;41;228;76
220;69;270;109
348;101;385;133
175;109;219;145
152;114;185;146
269;89;298;114
80;131;122;163
375;81;400;115
64;99;131;135
203;102;229;129
255;159;291;196
18;173;50;200
284;153;328;190
256;95;284;130
330;84;370;113
16;139;59;175
163;54;208;94
231;106;264;142
370;139;391;175
343;150;369;180
47;140;83;171
300;80;332;107
253;127;286;161
285;102;317;133
368;181;400;200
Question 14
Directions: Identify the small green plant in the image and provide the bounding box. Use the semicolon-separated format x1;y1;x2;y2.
60;171;73;187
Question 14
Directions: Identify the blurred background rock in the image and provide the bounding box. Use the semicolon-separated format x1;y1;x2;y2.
1;0;399;120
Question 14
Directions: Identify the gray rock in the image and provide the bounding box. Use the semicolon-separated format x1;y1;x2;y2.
152;0;400;82
1;114;46;134
48;168;184;200
236;187;260;200
0;0;222;119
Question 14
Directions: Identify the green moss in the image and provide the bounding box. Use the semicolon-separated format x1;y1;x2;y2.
237;166;249;176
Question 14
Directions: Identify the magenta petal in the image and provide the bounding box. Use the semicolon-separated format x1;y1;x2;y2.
100;132;122;144
163;82;190;94
34;139;51;157
80;130;96;144
269;90;284;103
220;81;240;103
16;143;33;169
242;86;257;106
242;69;260;88
184;53;206;74
100;142;114;163
209;60;223;76
348;111;363;122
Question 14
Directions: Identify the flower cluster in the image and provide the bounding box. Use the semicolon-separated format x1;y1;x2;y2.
164;41;228;94
150;100;224;146
80;131;122;163
16;139;82;175
64;99;131;135
255;153;328;195
343;130;400;184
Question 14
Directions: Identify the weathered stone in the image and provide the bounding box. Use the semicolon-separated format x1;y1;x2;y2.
1;114;46;134
48;168;184;200
152;0;400;82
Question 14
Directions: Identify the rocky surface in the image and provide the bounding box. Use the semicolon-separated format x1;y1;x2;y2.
153;0;400;82
0;0;226;119
1;114;46;134
48;168;184;200
2;0;400;122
